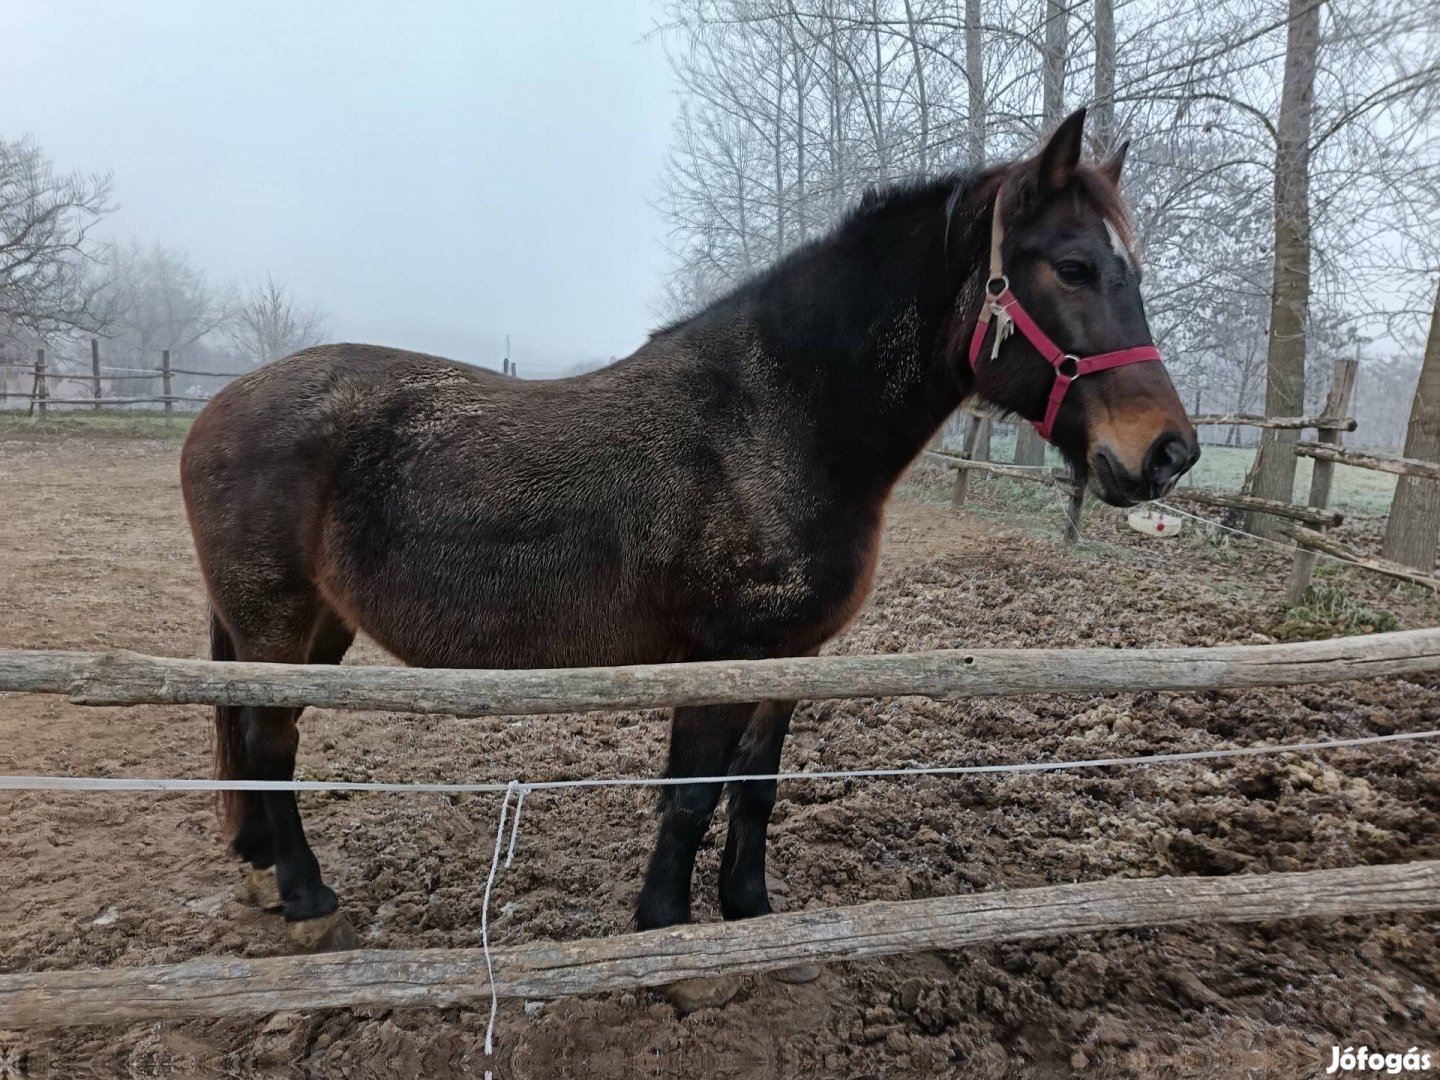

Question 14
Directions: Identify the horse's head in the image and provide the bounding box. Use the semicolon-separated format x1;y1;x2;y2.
962;109;1199;506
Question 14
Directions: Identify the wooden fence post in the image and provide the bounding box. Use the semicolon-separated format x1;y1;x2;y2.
31;348;47;420
91;339;102;410
1287;358;1358;605
951;416;992;509
161;349;173;424
1064;479;1085;545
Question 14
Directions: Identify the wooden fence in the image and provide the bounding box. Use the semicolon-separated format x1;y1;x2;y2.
1;627;1439;1027
0;341;248;420
935;358;1440;595
0;339;525;418
4;860;1435;1026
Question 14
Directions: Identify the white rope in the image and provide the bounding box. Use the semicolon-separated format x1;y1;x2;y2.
480;780;518;1080
505;785;529;868
2;727;1437;796
1151;498;1373;577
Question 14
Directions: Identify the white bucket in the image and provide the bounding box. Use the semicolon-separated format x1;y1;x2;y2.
1126;508;1183;537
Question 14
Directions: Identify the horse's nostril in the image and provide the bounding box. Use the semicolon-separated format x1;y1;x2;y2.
1144;434;1194;491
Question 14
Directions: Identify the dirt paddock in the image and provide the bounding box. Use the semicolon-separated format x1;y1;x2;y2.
2;430;1439;1079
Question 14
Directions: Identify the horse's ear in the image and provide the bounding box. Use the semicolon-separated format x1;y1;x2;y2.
1099;140;1129;186
1037;108;1087;194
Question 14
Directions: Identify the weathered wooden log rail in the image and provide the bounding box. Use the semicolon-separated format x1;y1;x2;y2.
1294;440;1440;482
3;629;1440;718
928;453;1065;487
1166;487;1343;528
1279;526;1440;592
1187;412;1356;431
3;860;1435;1028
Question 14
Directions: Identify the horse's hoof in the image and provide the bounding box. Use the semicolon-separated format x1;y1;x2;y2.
239;867;283;912
663;975;743;1015
771;962;823;984
286;910;358;952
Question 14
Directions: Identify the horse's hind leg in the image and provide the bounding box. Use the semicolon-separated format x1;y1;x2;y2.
635;703;751;931
212;613;275;882
718;699;796;921
227;608;354;914
216;594;356;948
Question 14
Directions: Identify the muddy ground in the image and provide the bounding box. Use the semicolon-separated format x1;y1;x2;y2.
1;432;1438;1079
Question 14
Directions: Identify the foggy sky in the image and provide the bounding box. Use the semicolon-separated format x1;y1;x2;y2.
0;1;677;376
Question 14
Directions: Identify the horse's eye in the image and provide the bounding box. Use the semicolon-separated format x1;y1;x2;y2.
1055;260;1091;286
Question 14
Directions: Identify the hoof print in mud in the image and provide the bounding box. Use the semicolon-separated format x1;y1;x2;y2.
240;867;283;912
286;911;359;953
770;963;824;985
662;975;744;1015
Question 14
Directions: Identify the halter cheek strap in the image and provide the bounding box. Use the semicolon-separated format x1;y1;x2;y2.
966;184;1162;443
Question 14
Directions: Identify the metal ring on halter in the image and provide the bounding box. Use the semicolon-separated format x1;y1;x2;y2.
1058;354;1080;377
985;275;1008;297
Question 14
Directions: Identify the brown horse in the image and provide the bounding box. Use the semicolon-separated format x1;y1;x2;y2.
181;109;1198;948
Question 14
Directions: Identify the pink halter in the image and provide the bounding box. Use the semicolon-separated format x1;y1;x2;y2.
965;184;1162;442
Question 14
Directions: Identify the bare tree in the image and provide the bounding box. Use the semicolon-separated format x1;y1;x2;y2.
1244;0;1320;532
656;0;1440;494
1091;0;1117;155
1381;284;1440;571
93;241;235;395
0;135;112;335
1012;0;1072;469
228;275;328;369
964;0;985;164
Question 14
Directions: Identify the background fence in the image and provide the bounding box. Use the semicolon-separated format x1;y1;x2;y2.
0;339;525;418
0;340;247;421
932;357;1440;595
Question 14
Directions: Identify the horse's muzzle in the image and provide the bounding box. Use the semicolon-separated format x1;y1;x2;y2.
1090;434;1200;507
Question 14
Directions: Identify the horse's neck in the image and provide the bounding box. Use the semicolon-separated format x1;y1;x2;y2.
752;206;981;500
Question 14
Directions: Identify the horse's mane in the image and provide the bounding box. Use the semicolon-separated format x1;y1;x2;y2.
652;158;1134;339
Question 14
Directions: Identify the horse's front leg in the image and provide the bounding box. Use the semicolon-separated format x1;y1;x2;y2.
635;703;751;930
717;699;796;921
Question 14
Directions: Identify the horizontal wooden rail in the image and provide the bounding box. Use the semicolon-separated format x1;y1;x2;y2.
1;630;1438;717
2;859;1435;1027
1189;413;1356;432
1278;526;1440;592
1294;440;1440;481
167;366;248;378
12;371;94;383
926;454;1065;486
0;396;208;406
0;362;247;379
1166;487;1343;527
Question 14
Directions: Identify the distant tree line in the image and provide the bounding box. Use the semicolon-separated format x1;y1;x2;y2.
0;133;327;397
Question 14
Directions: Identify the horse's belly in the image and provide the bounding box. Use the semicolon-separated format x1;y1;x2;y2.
317;555;671;671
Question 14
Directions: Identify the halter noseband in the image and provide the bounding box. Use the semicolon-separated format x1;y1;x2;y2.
965;184;1162;443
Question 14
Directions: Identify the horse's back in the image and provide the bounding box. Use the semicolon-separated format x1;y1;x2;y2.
182;343;699;668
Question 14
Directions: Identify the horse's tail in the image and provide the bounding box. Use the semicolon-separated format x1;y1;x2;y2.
210;609;246;840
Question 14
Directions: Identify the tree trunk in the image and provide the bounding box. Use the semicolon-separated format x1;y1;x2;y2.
1014;0;1070;469
1247;0;1319;537
965;0;984;165
791;15;809;246
774;50;787;259
1381;285;1440;572
872;0;888;176
903;0;930;175
1092;0;1117;155
1042;0;1067;127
